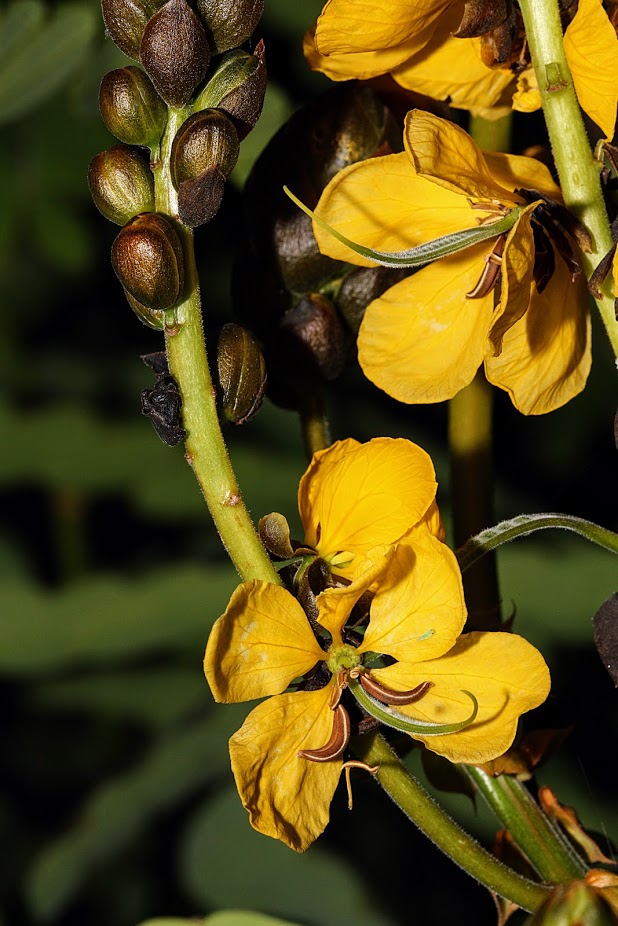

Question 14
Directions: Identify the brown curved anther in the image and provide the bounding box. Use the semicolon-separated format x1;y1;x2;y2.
298;704;351;762
328;669;348;709
359;672;433;705
467;235;506;298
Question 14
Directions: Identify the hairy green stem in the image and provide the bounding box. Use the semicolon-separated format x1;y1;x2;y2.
465;767;586;882
518;0;618;358
152;108;280;584
353;733;551;912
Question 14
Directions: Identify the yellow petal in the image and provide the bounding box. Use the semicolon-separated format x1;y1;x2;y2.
404;109;514;202
489;204;536;354
230;688;341;852
373;631;550;764
482;151;561;201
303;24;418;81
512;67;541;114
357;245;495;404
418;498;446;543
485;258;591;414
358;533;466;662
393;33;515;119
564;0;618;139
316;548;393;645
314;0;448;59
313;152;474;268
299;437;437;565
204;581;325;703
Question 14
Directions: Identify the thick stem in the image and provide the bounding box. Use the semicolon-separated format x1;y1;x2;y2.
353;733;551;912
448;372;501;630
465;767;586;883
152;108;280;585
518;0;618;359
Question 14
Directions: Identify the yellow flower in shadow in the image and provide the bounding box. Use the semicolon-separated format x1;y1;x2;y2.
314;110;591;415
204;530;550;851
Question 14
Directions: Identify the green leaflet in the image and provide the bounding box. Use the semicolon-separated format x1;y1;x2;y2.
349;677;478;736
284;185;522;269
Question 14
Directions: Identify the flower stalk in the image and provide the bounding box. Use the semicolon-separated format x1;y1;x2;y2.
518;0;618;359
153;108;280;585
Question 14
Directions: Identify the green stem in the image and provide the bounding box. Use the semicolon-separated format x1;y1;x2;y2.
518;0;618;359
465;767;586;882
152;108;280;585
448;372;501;630
353;733;551;912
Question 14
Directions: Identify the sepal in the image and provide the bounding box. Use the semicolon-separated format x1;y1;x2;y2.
195;0;263;54
99;66;167;148
192;42;266;139
111;212;184;310
88;145;155;225
140;0;210;108
215;322;267;423
101;0;162;60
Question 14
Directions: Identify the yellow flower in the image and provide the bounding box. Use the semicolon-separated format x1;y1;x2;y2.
314;110;591;415
304;0;538;118
204;532;550;851
563;0;618;140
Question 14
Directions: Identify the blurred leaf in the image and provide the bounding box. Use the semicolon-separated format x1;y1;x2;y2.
261;0;322;33
137;914;300;926
0;1;98;125
29;667;208;728
26;708;246;920
0;563;236;673
179;786;395;926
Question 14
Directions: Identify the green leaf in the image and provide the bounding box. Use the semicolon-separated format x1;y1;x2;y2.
25;709;247;920
0;563;237;674
284;186;523;268
456;513;618;573
0;0;44;61
137;916;300;926
179;787;396;926
0;2;98;125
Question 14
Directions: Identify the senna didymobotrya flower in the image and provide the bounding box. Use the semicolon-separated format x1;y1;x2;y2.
204;531;550;851
313;110;592;415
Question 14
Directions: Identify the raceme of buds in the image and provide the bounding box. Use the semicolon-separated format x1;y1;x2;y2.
88;145;155;225
192;43;266;140
101;0;162;60
140;0;210;109
170;110;239;227
111;212;184;310
196;0;262;54
216;323;267;424
99;67;167;148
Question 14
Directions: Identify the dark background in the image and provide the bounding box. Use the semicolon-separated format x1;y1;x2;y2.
1;1;617;923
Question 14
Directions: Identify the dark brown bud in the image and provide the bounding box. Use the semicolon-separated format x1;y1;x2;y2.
454;0;509;38
216;323;267;424
196;0;262;54
336;266;409;334
140;0;210;108
170;110;239;226
88;145;155;225
101;0;162;60
192;42;266;139
99;66;167;148
111;212;184;310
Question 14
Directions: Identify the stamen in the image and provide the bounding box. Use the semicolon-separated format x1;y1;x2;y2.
467;235;506;298
298;704;351;762
359;672;434;706
328;670;348;709
341;760;379;810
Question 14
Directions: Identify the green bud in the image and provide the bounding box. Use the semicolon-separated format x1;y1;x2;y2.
525;882;616;926
99;66;167;148
88;145;155;225
196;0;263;54
216;323;267;424
123;288;165;329
101;0;162;60
111;212;184;310
192;43;266;139
140;0;210;109
170;110;239;226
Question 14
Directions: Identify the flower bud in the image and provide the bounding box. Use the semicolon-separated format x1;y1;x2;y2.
336;266;409;333
99;66;167;148
88;145;155;225
140;0;210;109
124;289;166;329
216;323;267;424
192;42;266;139
170;110;239;226
101;0;162;60
196;0;263;54
111;212;184;310
525;881;616;925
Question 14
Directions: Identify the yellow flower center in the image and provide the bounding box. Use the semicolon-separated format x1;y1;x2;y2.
326;644;362;675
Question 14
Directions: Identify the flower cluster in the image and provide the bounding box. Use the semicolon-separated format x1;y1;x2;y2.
204;439;550;850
